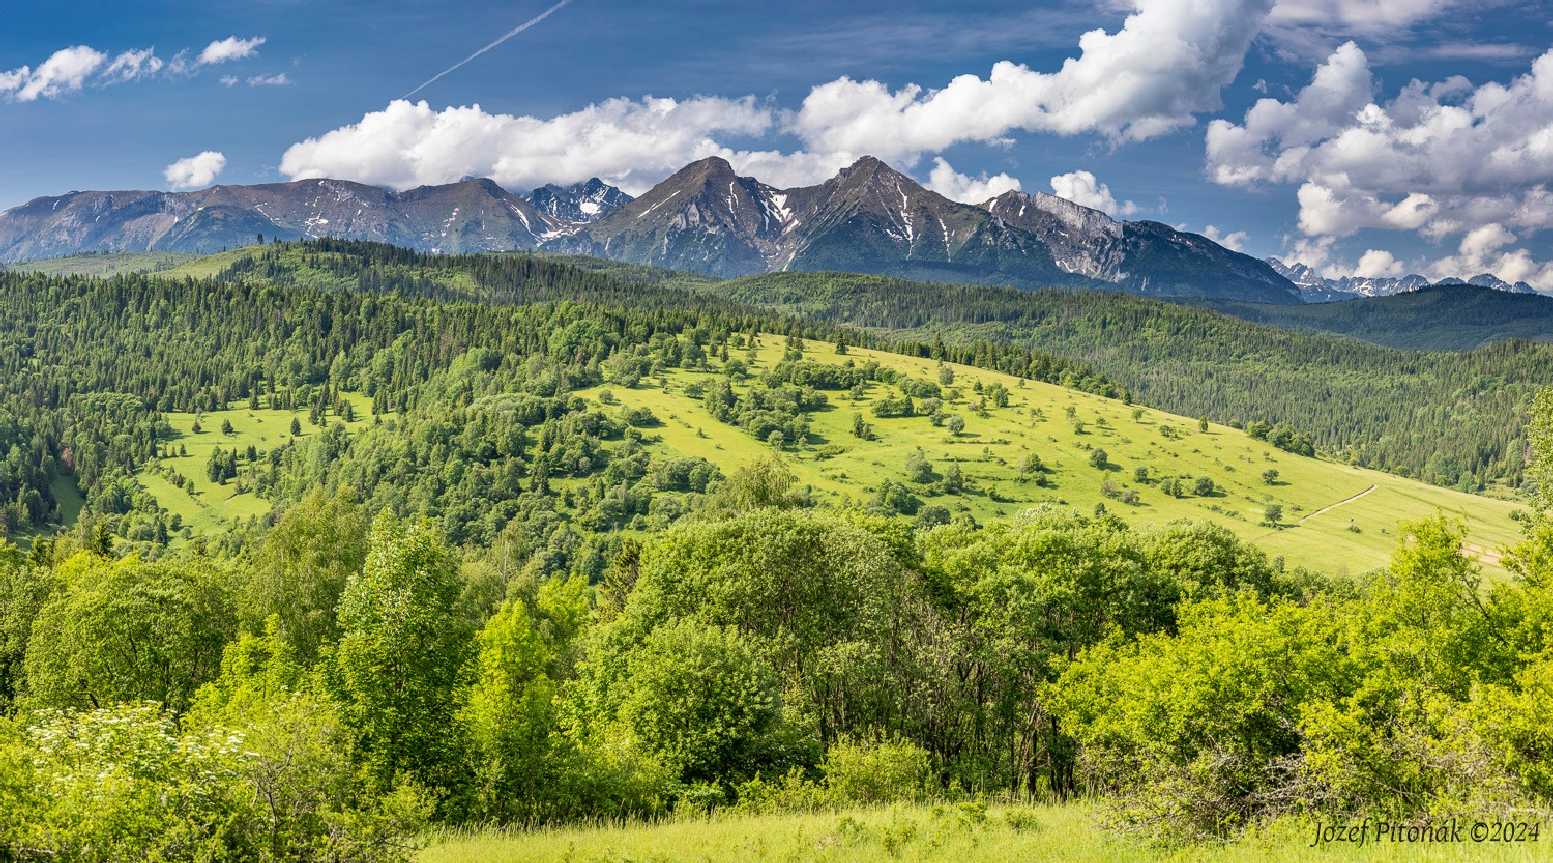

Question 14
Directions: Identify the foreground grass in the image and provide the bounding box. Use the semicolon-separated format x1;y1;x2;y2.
420;803;1548;863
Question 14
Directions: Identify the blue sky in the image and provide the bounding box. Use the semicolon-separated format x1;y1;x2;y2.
4;1;1553;285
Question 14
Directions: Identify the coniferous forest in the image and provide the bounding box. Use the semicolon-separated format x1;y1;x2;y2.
1;242;1552;860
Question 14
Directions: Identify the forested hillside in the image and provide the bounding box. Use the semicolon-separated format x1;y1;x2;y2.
164;241;1552;492
0;248;1102;549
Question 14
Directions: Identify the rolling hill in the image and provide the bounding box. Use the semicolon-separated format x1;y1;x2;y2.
6;239;1530;576
122;320;1521;576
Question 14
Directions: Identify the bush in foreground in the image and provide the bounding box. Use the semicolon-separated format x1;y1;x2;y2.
0;701;428;861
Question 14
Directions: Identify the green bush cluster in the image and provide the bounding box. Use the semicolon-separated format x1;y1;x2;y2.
1055;516;1553;842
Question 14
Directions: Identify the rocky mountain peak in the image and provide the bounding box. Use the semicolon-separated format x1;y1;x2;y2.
985;189;1121;239
527;178;632;225
673;156;739;184
831;155;915;190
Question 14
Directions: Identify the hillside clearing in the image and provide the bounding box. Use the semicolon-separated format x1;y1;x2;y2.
133;391;376;539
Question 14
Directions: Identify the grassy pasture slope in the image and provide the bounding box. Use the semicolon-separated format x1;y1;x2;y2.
155;246;262;279
134;392;374;538
112;293;1521;572
577;337;1519;577
4;245;265;279
423;803;1547;863
6;250;201;277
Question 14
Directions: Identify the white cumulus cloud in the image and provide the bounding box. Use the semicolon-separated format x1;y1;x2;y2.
925;158;1021;203
1210;43;1553;238
198;36;265;66
278;0;1280;193
0;45;106;102
1426;223;1553;288
1208;41;1553;290
1353;248;1405;277
1203;224;1249;250
1050;170;1138;217
789;0;1275;161
278;97;776;194
164;151;227;190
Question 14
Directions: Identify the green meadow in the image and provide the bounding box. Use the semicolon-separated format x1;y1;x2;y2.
3;245;265;279
155;245;263;279
6;249;201;277
571;337;1521;577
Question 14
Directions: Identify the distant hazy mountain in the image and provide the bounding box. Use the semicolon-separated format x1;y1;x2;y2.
1267;257;1535;302
1467;272;1537;294
1203;281;1553;350
0;178;558;260
1;155;1300;303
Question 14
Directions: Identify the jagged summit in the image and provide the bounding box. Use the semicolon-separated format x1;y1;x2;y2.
528;177;632;226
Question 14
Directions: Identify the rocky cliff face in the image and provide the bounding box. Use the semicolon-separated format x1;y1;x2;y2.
548;157;795;277
983;191;1298;302
983;190;1124;280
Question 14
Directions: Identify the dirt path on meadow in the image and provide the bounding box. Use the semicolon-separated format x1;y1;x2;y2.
1300;484;1376;523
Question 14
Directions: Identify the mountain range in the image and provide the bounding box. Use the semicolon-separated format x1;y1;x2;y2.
1267;257;1537;301
0;155;1302;304
0;176;559;260
8;155;1542;306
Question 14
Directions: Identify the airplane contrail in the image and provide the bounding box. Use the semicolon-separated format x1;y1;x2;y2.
404;0;576;99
